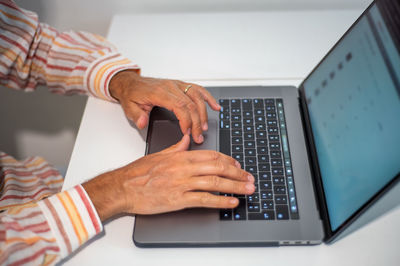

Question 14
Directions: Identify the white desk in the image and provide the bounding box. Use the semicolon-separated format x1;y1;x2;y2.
63;10;400;266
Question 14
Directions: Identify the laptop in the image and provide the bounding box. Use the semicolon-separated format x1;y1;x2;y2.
133;0;400;247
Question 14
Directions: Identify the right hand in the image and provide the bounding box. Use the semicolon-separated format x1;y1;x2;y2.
83;135;255;221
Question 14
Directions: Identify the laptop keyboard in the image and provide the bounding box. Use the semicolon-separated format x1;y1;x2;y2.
218;98;299;221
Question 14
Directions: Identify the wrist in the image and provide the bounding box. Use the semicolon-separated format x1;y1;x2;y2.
109;70;141;101
82;170;126;222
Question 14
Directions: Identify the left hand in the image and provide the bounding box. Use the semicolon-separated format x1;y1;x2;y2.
109;70;220;143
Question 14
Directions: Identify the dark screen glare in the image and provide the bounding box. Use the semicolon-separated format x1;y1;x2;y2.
303;1;400;231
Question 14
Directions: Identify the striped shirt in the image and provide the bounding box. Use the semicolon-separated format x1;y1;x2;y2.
0;0;139;264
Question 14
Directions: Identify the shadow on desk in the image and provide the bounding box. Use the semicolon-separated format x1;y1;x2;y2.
57;214;134;266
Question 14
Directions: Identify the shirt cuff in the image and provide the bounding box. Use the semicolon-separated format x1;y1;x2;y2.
37;185;103;258
84;52;140;102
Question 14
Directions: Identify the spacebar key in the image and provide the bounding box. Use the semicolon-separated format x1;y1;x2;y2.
219;129;231;156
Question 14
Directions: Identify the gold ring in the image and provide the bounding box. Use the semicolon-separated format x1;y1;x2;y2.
184;84;192;94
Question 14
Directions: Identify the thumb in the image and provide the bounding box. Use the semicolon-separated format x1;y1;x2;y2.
161;134;190;154
123;102;149;129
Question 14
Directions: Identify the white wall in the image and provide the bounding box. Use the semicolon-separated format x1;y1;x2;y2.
17;0;371;36
2;0;371;174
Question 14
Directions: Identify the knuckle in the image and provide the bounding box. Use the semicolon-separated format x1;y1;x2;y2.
187;102;198;112
200;193;212;205
210;175;221;188
214;159;226;173
211;151;221;161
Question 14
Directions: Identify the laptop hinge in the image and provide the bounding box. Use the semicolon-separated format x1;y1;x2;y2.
297;88;332;239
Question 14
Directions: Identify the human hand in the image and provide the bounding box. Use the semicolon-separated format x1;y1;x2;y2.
109;70;221;144
83;135;255;221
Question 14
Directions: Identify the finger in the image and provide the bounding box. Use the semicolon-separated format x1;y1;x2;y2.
186;85;208;131
122;102;149;129
161;134;190;154
197;86;221;111
183;192;239;209
183;99;203;144
188;175;255;195
184;160;253;182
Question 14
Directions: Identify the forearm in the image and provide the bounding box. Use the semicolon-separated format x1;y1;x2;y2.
0;185;102;265
0;0;139;101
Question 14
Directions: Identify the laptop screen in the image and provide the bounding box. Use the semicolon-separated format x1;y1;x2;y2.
302;0;400;232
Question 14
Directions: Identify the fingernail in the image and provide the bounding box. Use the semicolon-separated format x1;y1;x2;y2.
202;122;208;131
186;128;191;135
235;161;241;168
247;174;254;182
198;134;204;143
230;198;238;205
246;183;255;192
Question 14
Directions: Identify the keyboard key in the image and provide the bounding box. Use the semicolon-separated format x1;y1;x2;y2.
264;99;275;106
247;203;261;212
244;118;253;125
254;109;264;116
245;157;257;165
245;166;257;174
233;198;247;220
259;172;271;180
258;155;269;163
274;185;286;194
275;195;288;204
232;114;241;121
268;127;279;134
266;113;277;119
255;116;265;123
232;145;243;152
231;108;241;114
242;99;253;110
247;193;260;202
255;123;266;130
269;135;279;141
232;153;243;161
230;99;240;108
269;142;281;150
273;177;285;185
243;110;253;118
276;205;289;220
261;200;274;210
219;99;229;106
232;121;242;128
270;150;281;158
259;163;270;171
256;139;268;146
232;129;242;136
272;168;284;175
220;210;232;220
245;149;256;156
267;120;277;127
219;130;231;156
244;125;254;132
265;106;275;112
260;181;272;190
271;159;282;166
248;211;275;220
257;146;268;154
232;137;243;144
244;141;255;148
244;133;255;140
253;99;264;108
261;191;273;200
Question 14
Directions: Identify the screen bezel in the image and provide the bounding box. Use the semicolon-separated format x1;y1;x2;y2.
298;0;400;243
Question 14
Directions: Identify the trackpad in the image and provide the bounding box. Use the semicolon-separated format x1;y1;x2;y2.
146;120;217;154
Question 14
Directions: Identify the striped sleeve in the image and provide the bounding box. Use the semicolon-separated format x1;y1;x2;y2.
0;185;102;265
0;0;140;102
